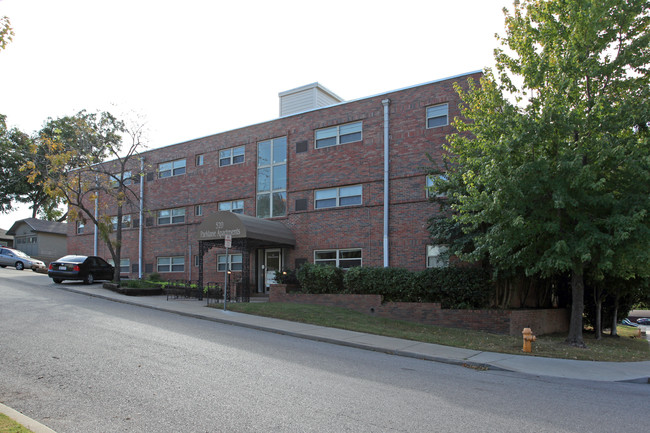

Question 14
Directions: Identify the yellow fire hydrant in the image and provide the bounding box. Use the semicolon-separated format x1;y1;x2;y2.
522;328;536;353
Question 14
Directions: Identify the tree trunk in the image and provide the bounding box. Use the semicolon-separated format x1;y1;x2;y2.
611;295;619;337
113;205;123;283
595;298;602;340
566;265;586;347
594;285;603;340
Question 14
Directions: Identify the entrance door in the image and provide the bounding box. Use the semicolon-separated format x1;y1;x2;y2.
264;249;281;292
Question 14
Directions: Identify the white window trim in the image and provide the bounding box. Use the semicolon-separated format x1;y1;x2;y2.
158;159;186;178
108;258;130;274
426;103;449;129
157;208;186;225
217;253;243;272
218;199;244;214
157;256;185;273
195;205;203;216
76;221;85;235
315;185;363;209
314;248;362;269
219;146;245;167
315;121;362;149
196;154;204;166
427;245;449;268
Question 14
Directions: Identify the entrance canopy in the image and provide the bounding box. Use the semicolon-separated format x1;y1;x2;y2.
196;211;295;246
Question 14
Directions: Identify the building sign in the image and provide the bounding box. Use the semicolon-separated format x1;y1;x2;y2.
196;211;248;240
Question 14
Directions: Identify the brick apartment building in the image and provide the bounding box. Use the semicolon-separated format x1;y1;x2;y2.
67;70;482;297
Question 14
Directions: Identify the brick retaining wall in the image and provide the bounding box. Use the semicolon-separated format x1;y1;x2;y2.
269;284;569;336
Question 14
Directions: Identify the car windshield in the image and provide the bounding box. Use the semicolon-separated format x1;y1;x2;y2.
12;250;29;259
58;255;87;263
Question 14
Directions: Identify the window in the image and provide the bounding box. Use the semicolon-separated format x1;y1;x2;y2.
219;146;245;167
315;185;362;209
158;159;186;178
157;256;185;272
219;200;244;214
194;255;199;267
217;253;242;272
315;121;362;148
108;258;130;274
257;137;287;218
427;245;449;268
314;249;362;269
111;171;132;187
77;221;85;235
158;208;185;225
196;154;204;166
195;205;203;216
426;175;447;198
426;104;448;129
110;215;132;231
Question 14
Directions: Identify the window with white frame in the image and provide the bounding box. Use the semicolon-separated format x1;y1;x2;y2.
315;121;362;149
158;208;185;225
111;171;132;187
426;174;447;198
218;200;244;214
76;221;85;234
426;245;449;268
110;215;132;231
158;159;186;178
194;255;199;267
195;205;203;216
426;104;448;129
196;154;204;166
314;249;362;269
108;258;130;274
315;185;362;209
257;137;287;218
217;254;242;272
157;256;185;273
219;146;245;167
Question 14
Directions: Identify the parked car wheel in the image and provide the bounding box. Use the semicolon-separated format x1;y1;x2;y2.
84;273;94;285
53;278;63;284
15;261;24;271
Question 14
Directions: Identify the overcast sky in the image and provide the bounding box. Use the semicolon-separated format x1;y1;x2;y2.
0;0;511;229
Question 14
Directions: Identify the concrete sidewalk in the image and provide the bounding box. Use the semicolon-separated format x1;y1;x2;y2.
56;284;650;384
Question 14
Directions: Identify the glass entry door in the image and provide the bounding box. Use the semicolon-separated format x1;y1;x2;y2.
264;249;281;292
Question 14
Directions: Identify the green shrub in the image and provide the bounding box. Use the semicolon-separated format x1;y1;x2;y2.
294;263;493;309
296;263;344;293
414;267;493;308
344;267;417;302
275;268;300;285
148;272;162;282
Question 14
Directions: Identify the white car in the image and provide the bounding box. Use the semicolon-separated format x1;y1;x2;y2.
0;247;46;271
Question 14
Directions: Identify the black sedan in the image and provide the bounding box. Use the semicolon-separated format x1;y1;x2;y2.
48;255;114;284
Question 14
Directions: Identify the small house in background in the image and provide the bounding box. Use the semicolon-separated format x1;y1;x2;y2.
6;218;67;265
0;229;13;247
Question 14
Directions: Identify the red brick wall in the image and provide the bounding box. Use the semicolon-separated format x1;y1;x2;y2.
269;284;569;336
67;72;483;283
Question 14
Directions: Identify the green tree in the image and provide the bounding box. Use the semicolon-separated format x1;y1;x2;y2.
25;110;147;282
439;0;650;347
0;16;13;51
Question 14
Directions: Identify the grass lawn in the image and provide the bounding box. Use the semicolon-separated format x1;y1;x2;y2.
0;414;34;433
218;302;650;362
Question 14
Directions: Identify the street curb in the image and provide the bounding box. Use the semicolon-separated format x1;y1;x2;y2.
53;285;504;372
0;402;57;433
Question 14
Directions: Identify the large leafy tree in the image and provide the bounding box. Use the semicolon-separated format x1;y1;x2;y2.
26;110;146;282
437;0;650;347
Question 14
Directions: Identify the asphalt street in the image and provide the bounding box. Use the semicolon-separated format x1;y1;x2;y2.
1;269;649;433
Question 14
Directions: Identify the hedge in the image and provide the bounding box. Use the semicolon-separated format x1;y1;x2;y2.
293;263;494;309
